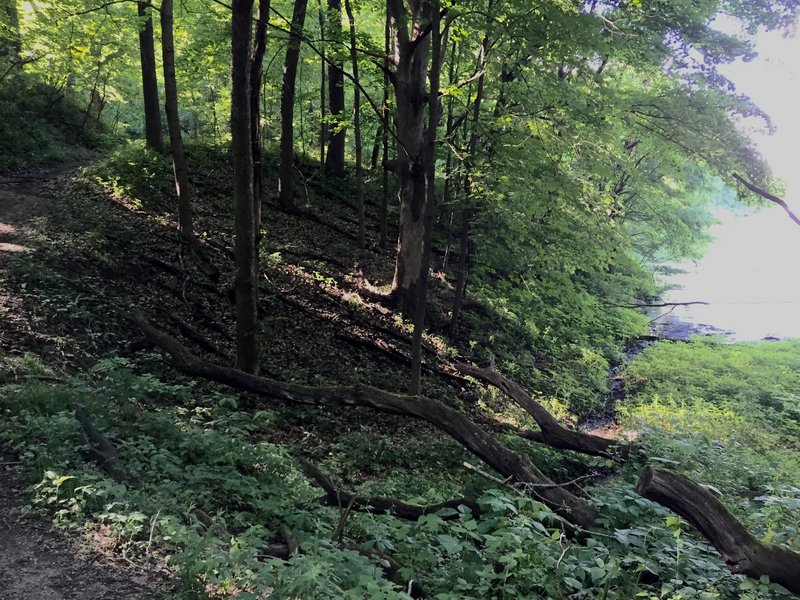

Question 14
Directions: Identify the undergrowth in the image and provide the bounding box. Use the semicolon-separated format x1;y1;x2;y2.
0;72;113;173
1;347;797;599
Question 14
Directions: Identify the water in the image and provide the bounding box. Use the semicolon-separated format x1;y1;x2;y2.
655;204;800;341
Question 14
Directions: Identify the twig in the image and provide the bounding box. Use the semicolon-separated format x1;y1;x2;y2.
145;509;161;565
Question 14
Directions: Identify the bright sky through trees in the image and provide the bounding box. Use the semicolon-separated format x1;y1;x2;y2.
663;17;800;339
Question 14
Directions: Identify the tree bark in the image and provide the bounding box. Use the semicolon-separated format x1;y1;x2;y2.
317;0;327;184
324;0;346;177
278;0;308;212
455;363;621;458
379;1;390;248
409;5;444;394
250;0;270;238
232;0;259;373
343;0;364;247
638;466;800;595
160;0;194;242
387;0;439;318
134;313;598;528
137;2;163;153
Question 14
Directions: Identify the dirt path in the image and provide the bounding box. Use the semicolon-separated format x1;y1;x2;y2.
0;459;158;599
0;165;162;599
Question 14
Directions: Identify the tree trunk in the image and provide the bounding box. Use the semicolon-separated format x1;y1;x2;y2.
317;0;327;185
161;0;194;242
387;0;438;319
250;0;270;238
343;0;364;248
409;5;443;394
137;2;163;153
324;0;345;177
133;313;598;529
278;0;308;212
232;0;259;373
638;467;800;595
379;2;390;248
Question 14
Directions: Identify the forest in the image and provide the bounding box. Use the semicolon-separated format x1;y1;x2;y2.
1;0;800;598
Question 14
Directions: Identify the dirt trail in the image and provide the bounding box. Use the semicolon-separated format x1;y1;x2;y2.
0;165;160;599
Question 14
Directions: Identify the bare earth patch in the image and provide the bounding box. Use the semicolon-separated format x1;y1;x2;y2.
0;459;158;600
0;166;163;599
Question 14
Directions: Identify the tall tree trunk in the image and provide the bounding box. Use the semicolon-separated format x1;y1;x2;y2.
343;0;364;248
451;11;491;331
317;0;327;185
388;0;440;319
137;2;163;153
251;0;270;238
232;0;259;373
440;35;460;272
161;0;194;242
278;0;308;212
324;0;345;177
409;6;444;394
379;1;390;248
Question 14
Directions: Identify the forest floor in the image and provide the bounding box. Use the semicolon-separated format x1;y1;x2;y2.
0;165;163;598
2;149;799;599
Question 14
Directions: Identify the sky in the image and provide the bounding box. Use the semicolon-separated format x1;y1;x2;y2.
660;18;800;340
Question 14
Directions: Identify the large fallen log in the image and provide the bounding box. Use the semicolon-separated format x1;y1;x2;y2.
454;363;621;458
133;313;597;528
637;466;800;595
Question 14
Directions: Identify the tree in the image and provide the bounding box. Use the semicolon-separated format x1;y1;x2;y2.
250;0;270;233
160;0;194;242
409;2;443;394
278;0;309;212
387;0;442;318
231;0;259;373
137;1;163;153
324;0;345;177
343;0;363;247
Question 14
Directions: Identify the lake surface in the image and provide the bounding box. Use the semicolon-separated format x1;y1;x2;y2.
655;204;800;341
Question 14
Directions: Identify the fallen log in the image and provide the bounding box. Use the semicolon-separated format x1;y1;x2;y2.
302;461;482;521
637;466;800;595
133;313;597;528
454;363;621;458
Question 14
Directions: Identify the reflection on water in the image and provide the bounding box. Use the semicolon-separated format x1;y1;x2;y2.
657;204;800;341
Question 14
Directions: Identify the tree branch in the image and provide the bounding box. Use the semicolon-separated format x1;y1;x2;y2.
732;173;800;227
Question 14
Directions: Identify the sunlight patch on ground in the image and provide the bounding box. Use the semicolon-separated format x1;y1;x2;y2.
0;242;31;253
